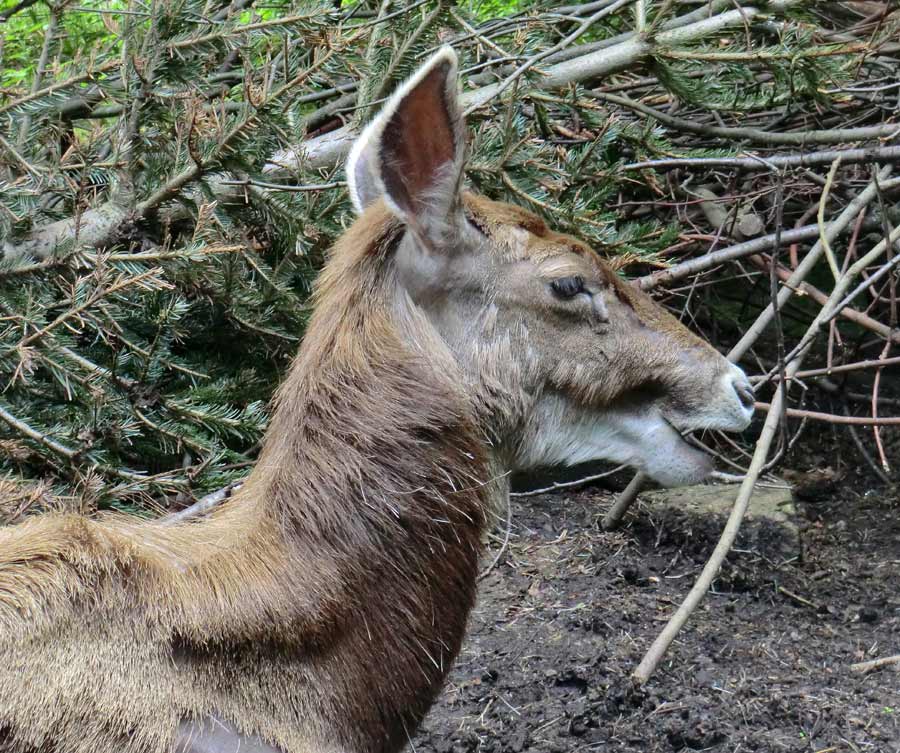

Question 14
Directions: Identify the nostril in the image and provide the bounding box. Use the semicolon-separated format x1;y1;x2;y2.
734;380;755;411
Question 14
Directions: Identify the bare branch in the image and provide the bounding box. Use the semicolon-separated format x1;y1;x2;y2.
623;145;900;172
589;90;900;145
755;403;900;426
636;224;822;290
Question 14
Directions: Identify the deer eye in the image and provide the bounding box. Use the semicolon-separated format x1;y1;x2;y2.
550;275;586;299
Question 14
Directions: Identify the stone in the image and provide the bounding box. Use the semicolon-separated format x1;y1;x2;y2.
641;481;800;560
642;482;796;532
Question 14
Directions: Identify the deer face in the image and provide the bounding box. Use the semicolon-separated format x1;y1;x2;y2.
347;49;753;487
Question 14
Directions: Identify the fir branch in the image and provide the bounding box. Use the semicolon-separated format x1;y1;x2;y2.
622;144;900;171
167;11;325;51
0;402;78;459
17;268;172;348
587;90;900;145
273;0;811;172
0;60;120;117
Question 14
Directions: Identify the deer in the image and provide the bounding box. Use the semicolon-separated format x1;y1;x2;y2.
0;48;755;753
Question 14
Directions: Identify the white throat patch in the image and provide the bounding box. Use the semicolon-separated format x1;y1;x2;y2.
513;394;712;488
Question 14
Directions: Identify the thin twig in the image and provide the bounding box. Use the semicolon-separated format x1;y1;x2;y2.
764;355;900;381
755;403;900;426
850;654;900;674
588;90;900;145
511;465;628;497
770;174;789;455
478;493;512;581
623;145;900;172
817;157;843;282
219;178;345;192
842;404;892;485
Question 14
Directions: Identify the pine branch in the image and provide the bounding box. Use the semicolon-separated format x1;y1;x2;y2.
271;0;808;172
3;0;899;512
588;90;900;145
622;144;900;171
0;0;40;23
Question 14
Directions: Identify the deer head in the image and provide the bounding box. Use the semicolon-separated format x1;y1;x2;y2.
346;48;754;487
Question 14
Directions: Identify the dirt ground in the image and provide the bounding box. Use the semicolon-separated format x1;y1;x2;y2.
413;480;900;753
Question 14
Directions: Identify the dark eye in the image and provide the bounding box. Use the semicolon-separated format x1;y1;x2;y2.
551;275;586;299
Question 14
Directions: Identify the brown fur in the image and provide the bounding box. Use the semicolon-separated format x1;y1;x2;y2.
0;50;750;753
0;204;496;753
0;192;744;753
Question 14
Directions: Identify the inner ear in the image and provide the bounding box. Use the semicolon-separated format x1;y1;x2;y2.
380;62;459;221
345;47;465;246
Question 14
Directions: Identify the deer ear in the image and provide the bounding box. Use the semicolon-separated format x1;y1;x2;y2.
346;47;465;242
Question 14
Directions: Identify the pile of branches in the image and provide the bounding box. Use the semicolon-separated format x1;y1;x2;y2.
0;0;898;519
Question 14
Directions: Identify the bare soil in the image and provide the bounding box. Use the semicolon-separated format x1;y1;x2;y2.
413;482;900;753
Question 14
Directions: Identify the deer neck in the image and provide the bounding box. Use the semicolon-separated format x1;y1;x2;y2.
248;211;501;535
229;271;507;748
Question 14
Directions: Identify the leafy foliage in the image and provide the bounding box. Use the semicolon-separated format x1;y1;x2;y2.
0;0;887;513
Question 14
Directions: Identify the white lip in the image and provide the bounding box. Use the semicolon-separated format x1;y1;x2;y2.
635;414;713;487
514;394;744;488
548;406;715;487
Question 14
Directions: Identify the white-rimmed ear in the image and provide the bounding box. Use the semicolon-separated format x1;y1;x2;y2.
345;47;465;244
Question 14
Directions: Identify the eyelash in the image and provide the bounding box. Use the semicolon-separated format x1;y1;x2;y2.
550;275;586;299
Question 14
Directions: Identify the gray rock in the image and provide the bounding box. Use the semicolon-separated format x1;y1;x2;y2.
643;482;795;529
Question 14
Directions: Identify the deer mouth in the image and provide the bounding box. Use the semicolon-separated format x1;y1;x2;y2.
513;395;716;487
633;412;714;487
601;388;717;486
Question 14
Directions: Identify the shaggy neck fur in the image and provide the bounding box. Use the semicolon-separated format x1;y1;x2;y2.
0;202;502;753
